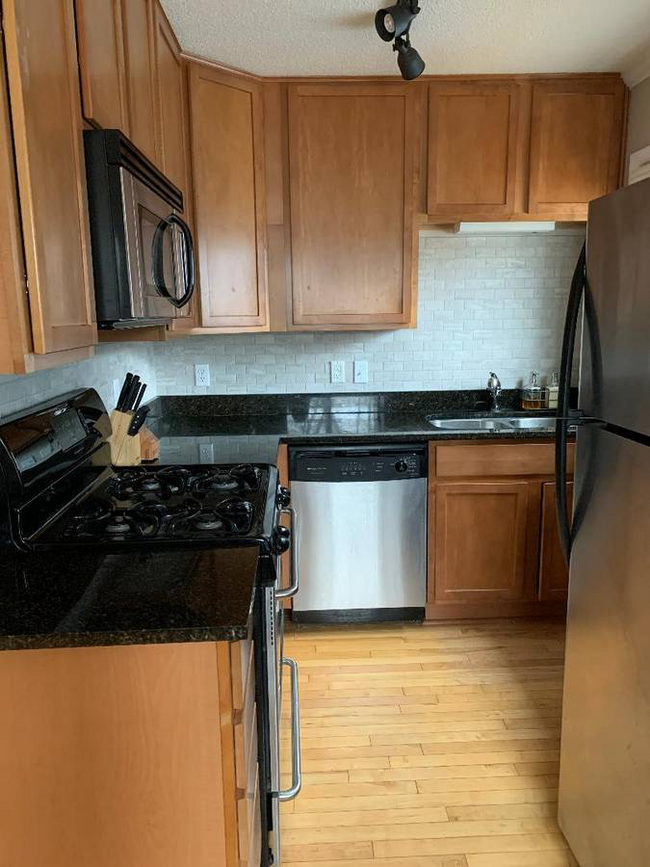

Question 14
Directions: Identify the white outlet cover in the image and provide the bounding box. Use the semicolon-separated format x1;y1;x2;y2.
195;363;210;387
199;443;215;464
354;360;369;384
330;360;346;383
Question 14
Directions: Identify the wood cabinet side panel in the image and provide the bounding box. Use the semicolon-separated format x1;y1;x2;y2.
0;642;228;867
121;0;158;163
539;480;573;600
152;4;186;191
2;0;97;355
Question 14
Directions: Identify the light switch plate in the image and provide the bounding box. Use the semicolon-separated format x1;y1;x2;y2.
199;443;214;464
195;364;210;387
330;360;346;383
354;360;369;384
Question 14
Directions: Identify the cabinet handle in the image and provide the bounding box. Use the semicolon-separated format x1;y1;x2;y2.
276;507;300;600
278;657;302;803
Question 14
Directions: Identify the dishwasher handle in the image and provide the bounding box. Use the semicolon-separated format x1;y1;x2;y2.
276;506;300;600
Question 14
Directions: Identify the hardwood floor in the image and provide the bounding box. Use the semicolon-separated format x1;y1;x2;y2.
281;618;577;867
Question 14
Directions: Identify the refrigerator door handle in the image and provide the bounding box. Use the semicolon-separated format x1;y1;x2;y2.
555;242;586;564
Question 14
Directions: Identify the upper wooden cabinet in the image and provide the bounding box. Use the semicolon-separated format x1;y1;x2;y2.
428;80;520;218
2;0;97;356
75;0;129;132
189;65;268;331
121;0;158;163
152;4;187;193
287;83;419;329
528;78;626;219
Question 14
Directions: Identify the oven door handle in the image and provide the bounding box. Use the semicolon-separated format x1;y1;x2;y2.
276;506;300;600
278;656;302;802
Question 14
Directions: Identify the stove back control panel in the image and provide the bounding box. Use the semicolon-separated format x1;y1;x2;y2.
290;446;427;483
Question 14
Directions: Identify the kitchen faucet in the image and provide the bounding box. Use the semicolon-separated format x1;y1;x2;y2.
487;372;502;412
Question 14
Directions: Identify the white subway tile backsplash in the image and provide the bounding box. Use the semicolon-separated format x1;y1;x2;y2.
0;231;584;415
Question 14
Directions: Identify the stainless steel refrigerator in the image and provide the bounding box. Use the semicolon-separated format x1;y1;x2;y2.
554;177;650;866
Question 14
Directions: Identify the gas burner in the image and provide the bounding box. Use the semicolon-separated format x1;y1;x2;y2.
189;464;262;496
171;495;254;537
109;467;192;500
66;504;162;541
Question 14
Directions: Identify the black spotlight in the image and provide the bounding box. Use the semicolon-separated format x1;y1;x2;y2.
375;3;417;41
375;1;426;81
394;36;426;80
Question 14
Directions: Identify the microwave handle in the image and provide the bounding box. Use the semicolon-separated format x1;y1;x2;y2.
152;214;195;309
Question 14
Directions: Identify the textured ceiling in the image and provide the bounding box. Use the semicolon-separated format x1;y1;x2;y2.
160;0;650;84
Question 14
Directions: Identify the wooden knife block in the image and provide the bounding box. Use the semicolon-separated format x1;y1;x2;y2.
109;409;142;466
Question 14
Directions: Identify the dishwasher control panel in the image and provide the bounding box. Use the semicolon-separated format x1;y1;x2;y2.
290;447;426;482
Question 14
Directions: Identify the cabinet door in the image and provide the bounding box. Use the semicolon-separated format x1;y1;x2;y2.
435;481;537;603
2;0;97;354
428;81;520;218
152;4;186;192
288;83;418;328
75;0;129;131
121;0;158;163
528;78;626;218
539;481;573;601
189;65;268;330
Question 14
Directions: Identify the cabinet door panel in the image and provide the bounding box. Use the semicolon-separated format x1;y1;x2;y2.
435;481;534;603
3;0;97;354
75;0;129;131
189;66;268;329
288;83;417;327
528;79;625;218
539;481;573;601
121;0;158;163
152;5;186;192
428;81;520;217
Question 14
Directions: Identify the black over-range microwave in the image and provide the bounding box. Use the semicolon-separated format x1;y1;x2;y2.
84;130;195;329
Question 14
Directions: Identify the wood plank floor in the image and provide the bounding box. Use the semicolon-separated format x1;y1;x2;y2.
281;618;578;867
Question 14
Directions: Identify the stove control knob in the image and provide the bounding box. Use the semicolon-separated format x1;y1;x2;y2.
273;525;291;555
277;486;291;508
394;459;408;474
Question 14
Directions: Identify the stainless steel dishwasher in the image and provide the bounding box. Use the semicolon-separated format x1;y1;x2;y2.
289;445;427;623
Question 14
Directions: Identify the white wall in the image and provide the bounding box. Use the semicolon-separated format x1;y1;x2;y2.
626;74;650;172
0;229;584;416
152;230;584;396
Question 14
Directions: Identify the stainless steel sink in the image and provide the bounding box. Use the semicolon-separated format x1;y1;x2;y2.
426;418;512;431
426;416;559;432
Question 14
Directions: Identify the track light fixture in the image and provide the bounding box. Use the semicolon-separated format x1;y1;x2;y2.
375;0;425;80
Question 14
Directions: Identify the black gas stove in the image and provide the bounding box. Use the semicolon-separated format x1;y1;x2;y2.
0;389;287;555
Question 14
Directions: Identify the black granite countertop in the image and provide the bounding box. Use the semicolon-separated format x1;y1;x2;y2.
148;390;570;465
0;546;259;651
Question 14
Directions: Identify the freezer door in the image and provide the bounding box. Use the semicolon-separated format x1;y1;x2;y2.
582;178;650;437
559;426;650;866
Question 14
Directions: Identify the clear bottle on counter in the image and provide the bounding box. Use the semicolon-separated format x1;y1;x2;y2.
547;371;559;410
521;371;546;410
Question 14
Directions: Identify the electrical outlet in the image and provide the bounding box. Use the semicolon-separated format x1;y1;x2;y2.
195;363;210;387
330;360;346;384
353;360;369;384
199;443;214;464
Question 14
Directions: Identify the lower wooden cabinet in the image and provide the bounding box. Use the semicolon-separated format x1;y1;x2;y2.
0;638;259;867
434;480;537;604
427;441;573;619
539;481;573;601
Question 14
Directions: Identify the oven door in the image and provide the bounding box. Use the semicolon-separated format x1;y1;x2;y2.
121;168;195;320
263;506;302;867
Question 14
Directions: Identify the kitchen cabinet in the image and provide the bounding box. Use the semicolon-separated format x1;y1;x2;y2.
539;480;573;601
287;83;419;329
0;638;258;867
1;0;97;357
152;4;187;193
434;480;537;604
427;440;575;619
121;0;158;164
75;0;129;132
189;64;269;331
427;80;520;218
528;78;626;219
